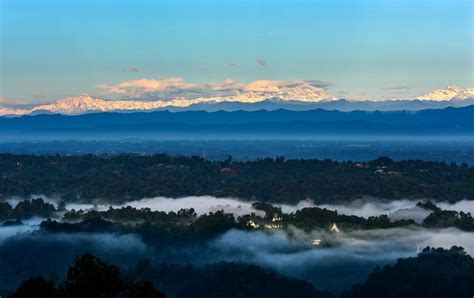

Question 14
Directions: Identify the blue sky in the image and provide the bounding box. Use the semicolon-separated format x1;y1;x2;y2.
1;0;472;103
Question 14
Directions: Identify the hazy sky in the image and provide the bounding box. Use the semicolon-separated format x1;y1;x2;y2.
1;0;472;103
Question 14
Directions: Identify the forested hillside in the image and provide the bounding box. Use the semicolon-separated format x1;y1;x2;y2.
1;154;473;203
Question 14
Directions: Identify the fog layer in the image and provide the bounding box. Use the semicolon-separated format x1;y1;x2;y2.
1;196;473;293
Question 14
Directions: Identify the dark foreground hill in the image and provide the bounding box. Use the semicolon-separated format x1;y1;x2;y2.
8;247;474;298
7;254;332;298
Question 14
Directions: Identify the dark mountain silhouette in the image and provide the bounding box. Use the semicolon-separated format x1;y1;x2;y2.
1;106;473;137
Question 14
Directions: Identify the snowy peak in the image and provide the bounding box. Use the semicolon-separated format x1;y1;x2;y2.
0;106;27;116
416;86;474;101
34;94;98;113
30;95;169;115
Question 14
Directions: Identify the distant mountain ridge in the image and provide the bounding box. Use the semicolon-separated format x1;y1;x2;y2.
1;106;473;137
170;97;474;112
1;86;473;116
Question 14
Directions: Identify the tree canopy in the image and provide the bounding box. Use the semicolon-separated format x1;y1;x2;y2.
8;253;164;298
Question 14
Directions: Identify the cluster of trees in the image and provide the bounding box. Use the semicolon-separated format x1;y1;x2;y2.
41;209;245;245
9;253;164;298
288;208;415;231
40;216;117;233
341;246;474;298
423;210;474;231
0;198;56;220
64;206;197;227
1;154;473;203
416;201;474;231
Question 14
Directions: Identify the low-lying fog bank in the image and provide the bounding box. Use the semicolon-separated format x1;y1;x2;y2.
201;226;474;291
6;195;471;223
0;217;43;243
278;198;474;223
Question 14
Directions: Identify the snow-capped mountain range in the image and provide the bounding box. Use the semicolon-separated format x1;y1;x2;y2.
1;86;473;116
416;85;474;101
